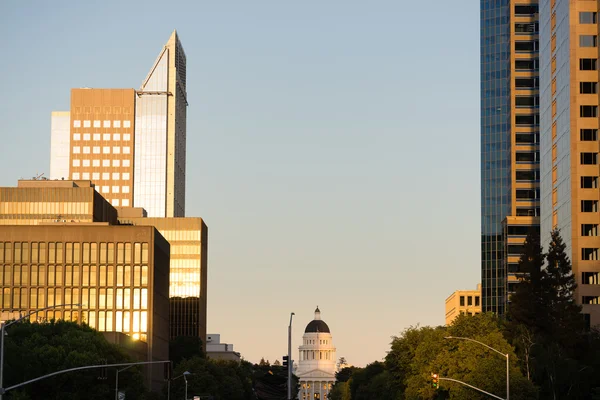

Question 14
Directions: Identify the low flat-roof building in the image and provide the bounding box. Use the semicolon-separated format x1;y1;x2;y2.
445;284;482;325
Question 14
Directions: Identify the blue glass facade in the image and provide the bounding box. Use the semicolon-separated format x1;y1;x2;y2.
481;0;512;314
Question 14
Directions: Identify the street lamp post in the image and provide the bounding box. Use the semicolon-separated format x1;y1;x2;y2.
169;371;191;400
288;312;294;400
444;336;509;400
115;364;134;400
0;304;80;400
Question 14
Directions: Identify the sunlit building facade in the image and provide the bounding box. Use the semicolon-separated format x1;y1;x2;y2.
539;0;600;327
117;213;207;341
445;284;482;325
481;0;540;314
49;30;187;218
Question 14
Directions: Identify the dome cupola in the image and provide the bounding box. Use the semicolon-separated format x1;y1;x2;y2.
304;306;330;333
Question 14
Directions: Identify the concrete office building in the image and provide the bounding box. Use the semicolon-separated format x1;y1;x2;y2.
205;334;241;362
445;284;482;325
0;224;170;390
481;1;541;314
118;211;207;341
49;30;187;218
539;0;600;326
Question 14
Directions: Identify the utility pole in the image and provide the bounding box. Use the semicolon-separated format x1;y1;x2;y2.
288;312;295;400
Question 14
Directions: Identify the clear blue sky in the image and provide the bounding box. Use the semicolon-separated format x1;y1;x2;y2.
0;1;480;367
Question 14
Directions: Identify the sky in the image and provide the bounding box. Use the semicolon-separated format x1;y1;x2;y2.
0;1;480;367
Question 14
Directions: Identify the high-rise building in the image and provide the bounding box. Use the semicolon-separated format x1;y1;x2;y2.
539;0;600;326
49;30;187;218
444;284;482;325
481;1;541;314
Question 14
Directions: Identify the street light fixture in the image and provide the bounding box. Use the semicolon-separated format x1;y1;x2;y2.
288;312;294;400
169;371;191;400
0;304;80;400
444;336;509;400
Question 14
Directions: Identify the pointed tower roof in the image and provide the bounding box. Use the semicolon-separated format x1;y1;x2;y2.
305;306;330;333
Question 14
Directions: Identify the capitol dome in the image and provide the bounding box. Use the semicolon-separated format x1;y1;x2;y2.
304;307;331;333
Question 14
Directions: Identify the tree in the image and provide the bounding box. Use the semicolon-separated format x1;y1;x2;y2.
169;335;204;366
4;320;147;400
273;359;281;366
259;358;270;367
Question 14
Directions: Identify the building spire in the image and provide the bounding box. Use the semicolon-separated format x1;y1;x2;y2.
314;306;321;320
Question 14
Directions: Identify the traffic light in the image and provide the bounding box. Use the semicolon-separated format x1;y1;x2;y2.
282;356;289;368
432;373;439;389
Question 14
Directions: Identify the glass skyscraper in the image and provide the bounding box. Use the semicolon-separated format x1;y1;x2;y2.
481;1;540;314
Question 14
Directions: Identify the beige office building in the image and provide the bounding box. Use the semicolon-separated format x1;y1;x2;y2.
50;30;187;218
445;284;482;325
540;0;600;327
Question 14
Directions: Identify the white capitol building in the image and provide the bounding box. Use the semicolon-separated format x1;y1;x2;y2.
296;307;336;400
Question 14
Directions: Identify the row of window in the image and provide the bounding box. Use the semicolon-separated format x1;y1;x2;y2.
73;172;131;182
0;242;149;264
73;133;131;141
72;146;131;155
459;295;480;307
73;120;131;129
1;264;149;287
2;287;148;311
73;159;131;168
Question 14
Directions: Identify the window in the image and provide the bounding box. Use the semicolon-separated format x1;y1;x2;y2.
582;248;599;260
516;189;538;199
123;133;130;141
123;173;130;180
582;272;600;284
583;296;600;304
113;160;121;167
93;146;100;154
83;146;90;154
582;224;598;236
73;133;81;141
580;12;597;24
123;147;130;154
581;129;598;141
515;78;538;88
103;133;111;141
515;5;538;15
113;146;120;154
516;133;537;144
93;120;101;128
580;82;597;94
72;172;80;180
93;133;101;141
102;160;110;167
102;173;110;180
516;115;537;125
467;296;473;306
82;172;90;180
515;23;537;33
122;186;130;193
516;152;536;163
114;121;121;128
460;296;465;306
581;176;598;188
582;200;598;212
475;296;480;306
515;96;538;107
83;133;91;141
515;59;537;70
508;245;525;255
123;121;131;128
112;186;120;193
93;160;100;167
92;172;100;180
103;120;111;128
73;159;80;167
580;58;598;70
113;133;120;141
515;41;537;52
103;147;110;154
122;199;130;207
516;207;539;216
72;146;80;154
581;106;598;117
581;153;598;165
73;120;81;128
112;199;120;206
580;35;598;47
123;160;130;167
112;173;120;180
516;170;538;181
83;120;91;128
